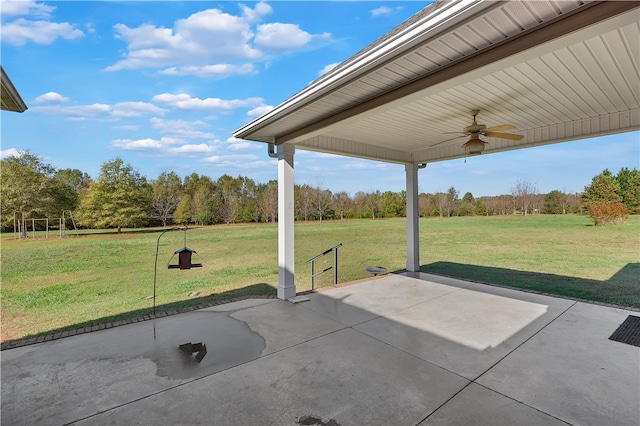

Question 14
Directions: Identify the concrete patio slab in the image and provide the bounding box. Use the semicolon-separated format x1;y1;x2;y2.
1;303;272;425
77;327;469;425
228;296;347;355
477;301;640;426
419;383;568;425
355;277;574;379
2;274;638;425
304;274;467;326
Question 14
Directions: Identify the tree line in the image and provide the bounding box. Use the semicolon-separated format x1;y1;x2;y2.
1;151;638;232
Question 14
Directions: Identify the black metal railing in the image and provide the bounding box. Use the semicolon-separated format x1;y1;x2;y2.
306;243;342;290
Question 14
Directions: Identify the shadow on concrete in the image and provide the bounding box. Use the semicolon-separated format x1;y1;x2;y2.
1;273;639;426
1;283;275;347
3;273;638;425
420;262;640;309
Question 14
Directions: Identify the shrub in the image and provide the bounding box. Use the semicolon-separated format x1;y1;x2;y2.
587;203;629;226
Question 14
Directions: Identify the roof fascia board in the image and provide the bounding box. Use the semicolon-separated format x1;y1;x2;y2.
234;0;497;139
1;65;28;113
278;1;636;144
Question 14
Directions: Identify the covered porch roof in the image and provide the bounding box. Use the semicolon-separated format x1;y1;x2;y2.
234;0;639;163
233;0;639;300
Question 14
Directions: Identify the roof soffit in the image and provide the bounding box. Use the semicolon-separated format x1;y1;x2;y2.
275;1;636;144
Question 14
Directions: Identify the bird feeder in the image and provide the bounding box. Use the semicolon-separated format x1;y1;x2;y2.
168;247;203;270
152;226;204;316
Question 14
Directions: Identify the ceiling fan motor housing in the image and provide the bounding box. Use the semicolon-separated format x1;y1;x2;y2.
463;122;486;134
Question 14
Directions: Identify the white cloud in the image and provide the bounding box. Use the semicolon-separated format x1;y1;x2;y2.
105;3;328;72
109;119;221;156
110;137;221;155
0;2;84;45
370;6;402;17
0;148;21;159
254;23;311;51
105;5;264;71
153;93;264;112
30;100;165;121
167;144;217;154
111;102;167;118
150;117;216;139
202;153;270;170
227;136;260;152
33;92;69;104
319;62;339;77
30;103;111;118
247;105;273;117
239;1;272;23
227;142;255;151
0;1;54;18
159;63;255;78
110;138;167;151
1;17;84;45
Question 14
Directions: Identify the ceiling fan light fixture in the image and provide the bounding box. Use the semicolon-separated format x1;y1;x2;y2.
463;136;486;155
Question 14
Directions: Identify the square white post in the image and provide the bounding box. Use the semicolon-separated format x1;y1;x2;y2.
405;163;420;272
277;144;296;299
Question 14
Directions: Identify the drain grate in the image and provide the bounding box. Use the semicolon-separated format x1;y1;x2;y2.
609;315;640;348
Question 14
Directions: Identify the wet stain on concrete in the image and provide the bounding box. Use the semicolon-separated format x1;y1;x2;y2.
144;315;265;380
297;415;342;426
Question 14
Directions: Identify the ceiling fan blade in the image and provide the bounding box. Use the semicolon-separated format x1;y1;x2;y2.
430;135;465;147
484;124;516;132
483;131;524;140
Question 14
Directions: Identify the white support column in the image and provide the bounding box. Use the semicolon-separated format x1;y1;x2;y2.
277;144;296;299
405;163;420;272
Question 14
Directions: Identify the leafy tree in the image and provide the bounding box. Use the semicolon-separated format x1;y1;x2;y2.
446;186;459;216
364;190;381;219
458;191;475;216
218;174;243;224
543;190;565;214
150;171;182;226
0;151;82;231
615;168;640;214
476;199;487;216
434;192;448;218
381;191;405;217
174;173;218;225
417;193;431;217
48;173;81;219
1;151;53;224
76;158;152;232
240;178;259;222
581;171;622;207
332;191;351;220
295;184;315;221
258;181;278;223
54;168;92;192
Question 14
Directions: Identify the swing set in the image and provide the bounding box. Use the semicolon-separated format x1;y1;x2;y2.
13;211;79;240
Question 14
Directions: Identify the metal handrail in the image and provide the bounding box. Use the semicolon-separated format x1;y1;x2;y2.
306;243;342;290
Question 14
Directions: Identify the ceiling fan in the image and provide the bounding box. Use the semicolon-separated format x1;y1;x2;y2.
431;110;524;155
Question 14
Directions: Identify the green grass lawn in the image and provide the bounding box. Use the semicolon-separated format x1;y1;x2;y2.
1;214;638;342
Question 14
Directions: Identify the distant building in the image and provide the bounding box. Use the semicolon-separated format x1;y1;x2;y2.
1;65;27;113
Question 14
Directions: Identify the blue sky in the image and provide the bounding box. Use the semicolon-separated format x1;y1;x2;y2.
1;1;638;197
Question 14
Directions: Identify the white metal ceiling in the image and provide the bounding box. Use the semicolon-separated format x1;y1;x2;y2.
234;0;639;165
